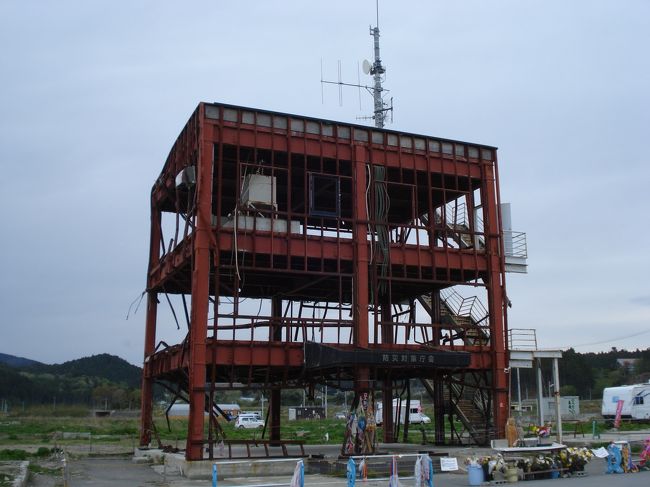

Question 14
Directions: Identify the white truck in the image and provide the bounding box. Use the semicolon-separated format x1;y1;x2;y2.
375;399;431;425
601;382;650;420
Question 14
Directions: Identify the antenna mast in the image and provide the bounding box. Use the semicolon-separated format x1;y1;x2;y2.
320;0;393;128
370;0;387;128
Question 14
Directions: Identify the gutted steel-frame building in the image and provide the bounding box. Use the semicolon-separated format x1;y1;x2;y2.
140;102;510;460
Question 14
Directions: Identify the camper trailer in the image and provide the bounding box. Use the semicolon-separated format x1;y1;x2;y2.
375;399;431;425
602;382;650;420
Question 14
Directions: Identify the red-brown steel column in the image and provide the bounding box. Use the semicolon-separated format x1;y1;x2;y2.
430;291;446;444
381;302;394;442
186;108;214;460
482;159;508;438
352;145;371;446
353;144;369;350
140;201;161;446
269;296;282;444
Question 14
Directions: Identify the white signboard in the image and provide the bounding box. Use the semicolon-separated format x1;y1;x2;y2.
591;447;609;459
440;457;459;471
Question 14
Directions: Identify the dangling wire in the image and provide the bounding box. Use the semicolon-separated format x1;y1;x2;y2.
126;290;146;320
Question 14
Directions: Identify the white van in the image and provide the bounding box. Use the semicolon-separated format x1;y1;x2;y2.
235;413;265;429
376;399;431;425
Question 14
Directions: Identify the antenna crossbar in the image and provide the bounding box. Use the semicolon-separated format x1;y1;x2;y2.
320;1;393;128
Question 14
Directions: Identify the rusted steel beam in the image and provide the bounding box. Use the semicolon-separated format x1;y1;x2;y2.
139;200;161;447
481;157;509;439
147;235;489;293
147;237;193;288
144;340;494;379
185;108;214;460
353;145;369;349
269;296;282;443
215;124;484;177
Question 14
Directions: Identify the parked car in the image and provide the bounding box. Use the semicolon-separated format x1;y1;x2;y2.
235;414;265;429
334;412;347;420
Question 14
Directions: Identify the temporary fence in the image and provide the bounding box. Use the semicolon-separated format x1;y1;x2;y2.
211;454;436;487
348;454;435;487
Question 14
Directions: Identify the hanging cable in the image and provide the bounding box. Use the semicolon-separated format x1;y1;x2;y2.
181;294;191;329
126;290;146;320
163;290;180;330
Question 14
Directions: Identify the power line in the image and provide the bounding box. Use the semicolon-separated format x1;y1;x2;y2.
556;328;650;349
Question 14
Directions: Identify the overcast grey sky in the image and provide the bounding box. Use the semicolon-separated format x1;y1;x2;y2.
1;1;648;366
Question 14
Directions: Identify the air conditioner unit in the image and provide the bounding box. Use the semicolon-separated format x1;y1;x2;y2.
240;174;276;209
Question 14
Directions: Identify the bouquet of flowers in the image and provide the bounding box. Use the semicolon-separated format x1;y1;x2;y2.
531;455;555;472
464;455;490;467
464;454;505;480
531;424;550;438
559;447;593;472
464;454;480;467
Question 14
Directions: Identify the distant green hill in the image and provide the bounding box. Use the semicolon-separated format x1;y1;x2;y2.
0;362;35;400
0;353;142;408
28;353;141;388
0;352;42;368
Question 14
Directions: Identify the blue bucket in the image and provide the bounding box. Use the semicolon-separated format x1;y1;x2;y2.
468;465;484;486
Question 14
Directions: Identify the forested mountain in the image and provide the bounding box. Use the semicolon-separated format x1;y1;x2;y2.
0;352;42;368
1;347;649;411
27;353;141;388
0;353;142;409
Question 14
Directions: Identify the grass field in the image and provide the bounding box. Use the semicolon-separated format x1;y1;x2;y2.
0;415;422;447
0;407;437;453
2;405;649;455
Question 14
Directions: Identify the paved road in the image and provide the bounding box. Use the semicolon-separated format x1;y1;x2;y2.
61;457;165;487
42;456;649;487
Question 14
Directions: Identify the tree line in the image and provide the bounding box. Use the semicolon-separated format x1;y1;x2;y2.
0;353;144;410
2;348;649;411
515;347;650;400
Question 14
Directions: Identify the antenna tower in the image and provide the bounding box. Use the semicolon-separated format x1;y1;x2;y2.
321;0;393;128
369;0;389;128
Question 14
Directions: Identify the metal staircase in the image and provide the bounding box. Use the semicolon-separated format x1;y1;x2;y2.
440;288;490;345
414;202;527;444
434;201;483;250
418;288;490;347
420;374;492;446
417;288;493;445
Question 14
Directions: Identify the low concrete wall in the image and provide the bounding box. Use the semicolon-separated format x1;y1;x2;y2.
133;448;165;464
169;455;301;480
134;449;301;480
133;446;450;480
12;461;29;487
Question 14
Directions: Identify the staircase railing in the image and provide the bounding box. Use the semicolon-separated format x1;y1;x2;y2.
440;288;489;327
504;230;528;258
508;328;538;350
431;202;527;261
448;381;490;445
433;201;469;228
